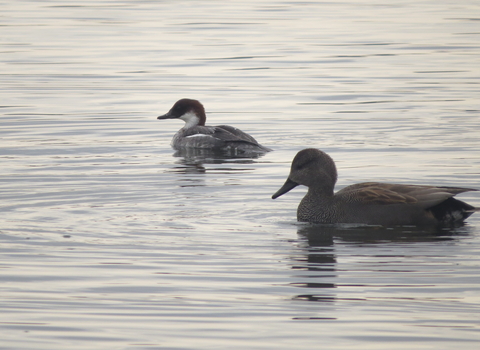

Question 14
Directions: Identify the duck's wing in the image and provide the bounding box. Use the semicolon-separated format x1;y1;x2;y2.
215;125;259;144
337;183;418;205
337;182;477;208
183;125;254;143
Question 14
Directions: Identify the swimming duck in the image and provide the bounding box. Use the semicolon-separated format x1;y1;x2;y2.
272;148;478;226
157;99;272;153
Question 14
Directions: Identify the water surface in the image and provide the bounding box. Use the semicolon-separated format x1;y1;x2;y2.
1;1;480;349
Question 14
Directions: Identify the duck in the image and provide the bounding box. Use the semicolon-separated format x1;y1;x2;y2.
157;99;272;153
272;148;478;226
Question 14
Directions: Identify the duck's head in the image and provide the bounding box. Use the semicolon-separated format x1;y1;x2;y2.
158;99;207;127
272;148;338;199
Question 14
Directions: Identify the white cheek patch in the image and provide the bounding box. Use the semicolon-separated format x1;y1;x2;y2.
180;112;200;128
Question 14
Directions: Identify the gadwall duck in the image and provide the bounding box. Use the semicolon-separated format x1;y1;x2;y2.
272;148;478;226
157;99;272;153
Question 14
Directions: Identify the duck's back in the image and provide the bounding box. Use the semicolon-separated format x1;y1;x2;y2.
216;125;258;144
173;125;271;153
331;182;477;226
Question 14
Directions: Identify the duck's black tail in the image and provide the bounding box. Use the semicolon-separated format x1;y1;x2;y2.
429;197;478;225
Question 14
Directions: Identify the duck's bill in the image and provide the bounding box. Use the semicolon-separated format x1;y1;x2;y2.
272;178;299;199
157;112;175;120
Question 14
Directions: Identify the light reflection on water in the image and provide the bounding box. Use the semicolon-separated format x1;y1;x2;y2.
1;0;480;349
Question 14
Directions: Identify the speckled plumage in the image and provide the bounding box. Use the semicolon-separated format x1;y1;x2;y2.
272;148;478;226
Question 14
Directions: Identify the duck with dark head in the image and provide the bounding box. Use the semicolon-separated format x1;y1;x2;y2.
272;148;478;227
158;99;272;154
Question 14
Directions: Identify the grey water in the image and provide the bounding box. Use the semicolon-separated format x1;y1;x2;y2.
1;1;480;349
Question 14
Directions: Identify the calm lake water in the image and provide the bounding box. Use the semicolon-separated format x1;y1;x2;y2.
1;1;480;349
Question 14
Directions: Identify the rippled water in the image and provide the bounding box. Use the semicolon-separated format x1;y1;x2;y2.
1;1;480;349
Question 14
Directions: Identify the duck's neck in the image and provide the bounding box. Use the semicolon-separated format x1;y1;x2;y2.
180;109;207;128
310;182;335;197
180;112;202;129
297;187;335;223
307;186;334;204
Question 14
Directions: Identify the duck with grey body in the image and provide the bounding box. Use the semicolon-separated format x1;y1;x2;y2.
157;99;272;153
272;148;478;227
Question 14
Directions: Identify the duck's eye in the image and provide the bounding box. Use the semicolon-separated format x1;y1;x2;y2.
295;163;305;170
295;159;313;171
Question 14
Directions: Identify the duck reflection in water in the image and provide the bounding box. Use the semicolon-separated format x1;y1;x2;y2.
290;223;473;306
291;225;337;304
170;147;264;176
